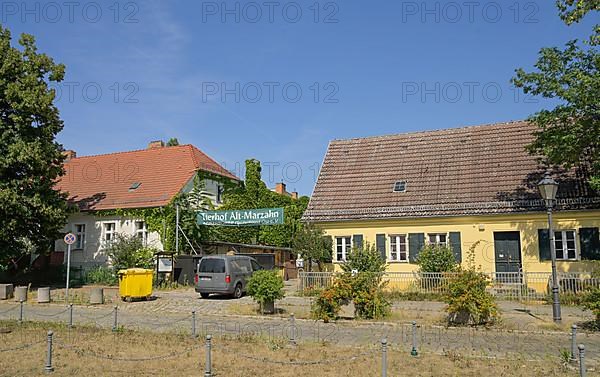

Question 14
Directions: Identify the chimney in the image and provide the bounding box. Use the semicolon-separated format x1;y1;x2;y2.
275;182;286;195
147;140;164;149
63;150;76;161
291;192;298;199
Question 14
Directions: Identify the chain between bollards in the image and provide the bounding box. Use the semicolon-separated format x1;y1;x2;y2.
19;300;24;323
289;313;296;346
44;330;54;373
191;311;197;338
112;305;118;332
381;338;387;377
204;334;212;377
411;321;418;356
570;324;577;363
578;344;586;377
68;304;73;329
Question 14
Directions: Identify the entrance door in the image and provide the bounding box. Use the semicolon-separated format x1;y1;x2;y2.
494;232;522;280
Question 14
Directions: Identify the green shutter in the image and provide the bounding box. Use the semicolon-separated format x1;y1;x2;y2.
449;232;462;263
376;234;386;260
408;233;425;263
352;234;364;250
580;228;600;260
538;229;551;261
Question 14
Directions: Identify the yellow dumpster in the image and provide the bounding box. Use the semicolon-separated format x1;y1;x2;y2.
118;268;153;302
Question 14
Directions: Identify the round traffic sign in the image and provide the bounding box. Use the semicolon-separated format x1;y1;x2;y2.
64;233;76;245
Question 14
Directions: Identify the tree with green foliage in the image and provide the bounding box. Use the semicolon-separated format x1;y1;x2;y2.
105;233;157;272
0;26;70;268
246;270;285;313
212;159;309;247
512;1;600;189
340;243;386;274
166;138;180;147
291;223;332;271
416;245;458;273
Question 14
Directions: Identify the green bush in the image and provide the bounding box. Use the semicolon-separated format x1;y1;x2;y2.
416;244;457;273
445;269;498;325
105;233;156;271
311;278;352;322
582;287;600;325
84;266;118;286
340;243;386;274
246;270;285;309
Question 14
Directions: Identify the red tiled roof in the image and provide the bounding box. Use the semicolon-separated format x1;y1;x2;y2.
56;144;239;211
303;121;599;222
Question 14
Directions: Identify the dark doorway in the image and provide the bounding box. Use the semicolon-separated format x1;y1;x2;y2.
494;231;522;277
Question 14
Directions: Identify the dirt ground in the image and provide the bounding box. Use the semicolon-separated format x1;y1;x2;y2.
0;320;581;377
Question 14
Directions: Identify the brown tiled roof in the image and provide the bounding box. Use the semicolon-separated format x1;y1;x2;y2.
303;121;599;222
56;144;239;211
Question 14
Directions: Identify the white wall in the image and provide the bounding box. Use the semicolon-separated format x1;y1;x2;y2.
54;213;163;270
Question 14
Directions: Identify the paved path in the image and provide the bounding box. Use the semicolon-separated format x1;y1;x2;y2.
1;299;599;366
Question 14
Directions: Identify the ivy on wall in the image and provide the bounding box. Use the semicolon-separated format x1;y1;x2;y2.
94;170;239;252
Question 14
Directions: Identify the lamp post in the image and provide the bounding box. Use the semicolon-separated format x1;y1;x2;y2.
538;172;561;323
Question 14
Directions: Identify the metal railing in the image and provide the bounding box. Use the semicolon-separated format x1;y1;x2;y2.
298;271;600;301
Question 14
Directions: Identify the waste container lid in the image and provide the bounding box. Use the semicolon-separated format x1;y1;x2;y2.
118;268;153;275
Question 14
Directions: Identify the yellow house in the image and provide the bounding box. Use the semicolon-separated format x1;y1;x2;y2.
303;121;600;276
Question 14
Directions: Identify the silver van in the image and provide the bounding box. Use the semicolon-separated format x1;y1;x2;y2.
194;255;263;299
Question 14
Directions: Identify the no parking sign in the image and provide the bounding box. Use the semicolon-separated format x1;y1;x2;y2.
64;233;76;245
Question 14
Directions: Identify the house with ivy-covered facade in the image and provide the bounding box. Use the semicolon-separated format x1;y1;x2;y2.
53;141;239;270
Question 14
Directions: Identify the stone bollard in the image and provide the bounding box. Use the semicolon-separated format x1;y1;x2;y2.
37;287;51;303
89;287;104;305
14;286;27;302
204;335;212;377
192;311;197;338
381;338;387;377
579;344;586;377
571;325;578;363
0;284;13;300
45;330;54;373
112;306;118;332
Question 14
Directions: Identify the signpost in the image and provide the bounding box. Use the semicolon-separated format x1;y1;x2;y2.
63;233;76;304
197;208;284;226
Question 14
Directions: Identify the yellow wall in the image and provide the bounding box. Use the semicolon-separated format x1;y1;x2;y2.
318;210;600;274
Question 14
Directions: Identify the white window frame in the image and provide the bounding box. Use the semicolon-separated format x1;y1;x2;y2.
335;236;352;262
103;222;117;244
389;234;408;262
554;230;578;261
427;233;448;247
134;220;148;245
74;224;86;250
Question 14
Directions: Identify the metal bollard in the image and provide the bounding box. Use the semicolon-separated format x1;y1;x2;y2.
289;313;296;346
204;335;212;377
571;325;577;362
192;311;197;338
44;330;54;373
411;321;418;356
578;344;586;377
68;304;73;329
112;306;118;332
19;300;24;323
381;338;387;377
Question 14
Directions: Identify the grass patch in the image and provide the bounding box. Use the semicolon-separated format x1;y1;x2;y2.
0;320;574;376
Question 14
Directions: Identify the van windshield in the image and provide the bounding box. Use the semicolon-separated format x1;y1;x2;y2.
199;259;225;273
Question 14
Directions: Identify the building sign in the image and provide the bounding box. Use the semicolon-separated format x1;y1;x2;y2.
197;208;284;226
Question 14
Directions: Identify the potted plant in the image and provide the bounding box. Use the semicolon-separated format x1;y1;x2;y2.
246;270;285;314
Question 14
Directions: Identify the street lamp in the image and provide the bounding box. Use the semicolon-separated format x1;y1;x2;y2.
538;172;561;322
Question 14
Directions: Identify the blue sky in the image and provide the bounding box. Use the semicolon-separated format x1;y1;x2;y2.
2;1;596;195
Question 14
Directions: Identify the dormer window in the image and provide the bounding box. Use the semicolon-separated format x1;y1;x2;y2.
393;181;407;193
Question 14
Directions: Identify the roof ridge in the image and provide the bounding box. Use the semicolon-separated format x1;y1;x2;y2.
65;144;192;160
331;120;528;143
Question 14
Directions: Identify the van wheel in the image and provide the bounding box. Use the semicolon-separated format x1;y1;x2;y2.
233;284;243;299
200;293;210;299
